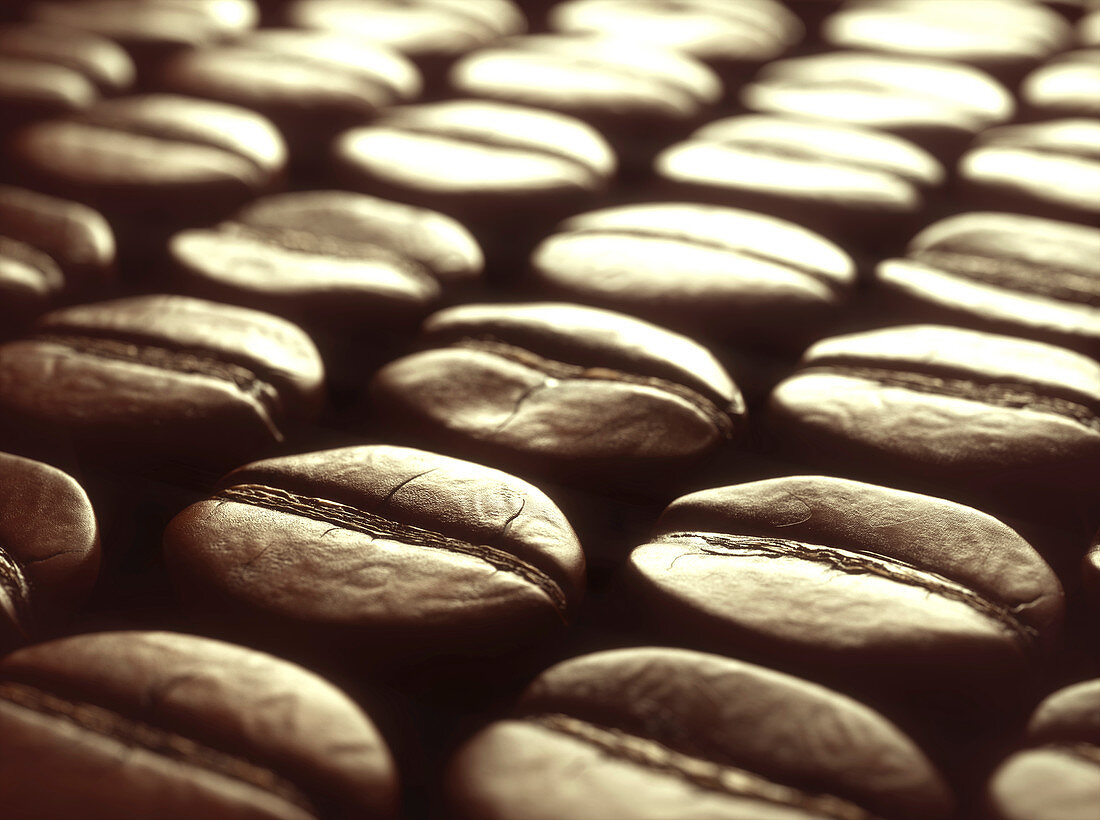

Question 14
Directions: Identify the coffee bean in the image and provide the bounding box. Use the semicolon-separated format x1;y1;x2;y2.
625;475;1063;708
163;444;585;665
654;114;945;249
0;185;114;333
0;451;99;651
820;0;1074;83
283;0;526;89
547;0;803;80
448;34;722;172
369;302;746;498
158;29;421;164
984;679;1100;820
767;324;1100;521
741;51;1015;158
1020;49;1100;119
332;99;615;277
6;94;285;227
26;0;259;75
445;646;955;820
958;118;1100;227
875;212;1100;357
0;23;133;126
529;201;856;352
0;295;325;477
0;630;400;819
169;190;482;381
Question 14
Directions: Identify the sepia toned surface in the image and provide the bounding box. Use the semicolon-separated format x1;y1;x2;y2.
0;1;1098;818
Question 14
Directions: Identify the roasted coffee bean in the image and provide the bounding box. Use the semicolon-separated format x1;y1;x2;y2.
26;0;259;76
820;0;1074;83
958;118;1100;227
528;202;856;352
984;679;1100;820
0;451;99;651
369;302;746;498
169;190;482;382
158;29;421;164
741;51;1015;158
0;23;133;127
547;0;803;81
874;212;1100;357
445;646;954;820
0;630;400;819
163;444;585;665
0;295;324;478
283;0;526;89
6;94;285;229
332;100;615;277
448;35;722;172
654;114;945;249
0;185;115;333
767;324;1100;522
625;475;1063;711
1020;49;1100;119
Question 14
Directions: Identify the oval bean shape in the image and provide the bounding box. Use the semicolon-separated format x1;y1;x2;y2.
164;444;585;664
446;647;954;820
0;630;399;819
369;302;746;497
626;475;1063;705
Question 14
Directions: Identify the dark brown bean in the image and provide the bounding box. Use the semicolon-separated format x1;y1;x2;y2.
529;201;856;351
163;444;585;666
874;212;1100;357
369;302;746;498
169;190;482;381
767;324;1100;520
0;184;114;333
0;295;324;477
446;647;955;820
0;630;400;819
0;451;99;651
625;475;1063;709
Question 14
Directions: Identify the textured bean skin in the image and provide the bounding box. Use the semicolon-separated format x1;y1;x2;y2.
0;295;324;474
875;212;1100;357
164;444;585;664
625;475;1063;708
768;324;1100;515
446;647;954;820
370;302;745;497
0;451;99;651
0;631;399;820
